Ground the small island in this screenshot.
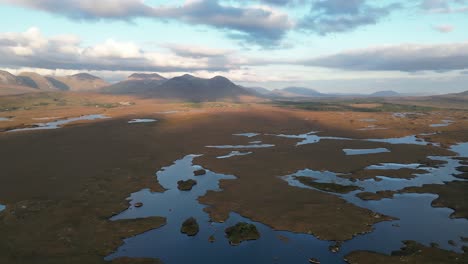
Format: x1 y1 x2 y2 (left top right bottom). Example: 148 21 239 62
225 222 260 245
177 179 197 191
180 217 199 236
194 169 207 176
295 176 361 194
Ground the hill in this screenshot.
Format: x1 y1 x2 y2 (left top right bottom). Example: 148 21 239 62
0 70 40 95
52 73 108 91
103 73 167 94
369 90 400 97
244 87 272 96
153 75 252 101
18 72 69 91
270 87 325 98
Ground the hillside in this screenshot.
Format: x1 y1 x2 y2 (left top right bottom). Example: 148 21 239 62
18 72 68 91
270 87 325 98
153 75 252 101
103 73 167 94
52 73 108 91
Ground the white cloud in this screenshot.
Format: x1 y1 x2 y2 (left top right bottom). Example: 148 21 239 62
0 27 241 72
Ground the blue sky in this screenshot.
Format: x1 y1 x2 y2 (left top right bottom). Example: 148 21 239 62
0 0 467 94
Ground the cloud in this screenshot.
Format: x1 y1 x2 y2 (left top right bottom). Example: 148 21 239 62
420 0 468 13
302 42 468 72
165 44 232 58
432 24 454 33
0 27 241 72
298 0 401 35
0 0 292 46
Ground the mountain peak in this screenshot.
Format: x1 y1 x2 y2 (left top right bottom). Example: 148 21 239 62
72 73 101 80
128 73 166 81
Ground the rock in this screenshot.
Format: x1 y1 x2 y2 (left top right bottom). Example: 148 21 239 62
208 235 216 243
308 258 320 264
180 217 199 236
329 242 342 253
194 169 207 176
177 179 197 191
134 202 143 208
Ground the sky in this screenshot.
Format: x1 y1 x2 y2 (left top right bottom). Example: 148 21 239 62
0 0 467 94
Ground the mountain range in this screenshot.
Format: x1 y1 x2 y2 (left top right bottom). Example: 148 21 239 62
1 69 467 100
0 70 108 95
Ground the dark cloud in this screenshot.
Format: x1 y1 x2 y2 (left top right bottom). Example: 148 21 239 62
302 42 468 72
299 0 401 35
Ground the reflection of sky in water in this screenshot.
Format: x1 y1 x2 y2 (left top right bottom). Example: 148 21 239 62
282 154 468 252
233 133 259 138
217 151 252 159
107 128 468 263
7 114 109 132
128 119 157 124
343 148 390 155
430 120 454 127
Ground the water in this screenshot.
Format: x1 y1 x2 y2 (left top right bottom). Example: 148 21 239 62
451 143 468 157
0 204 5 212
275 131 350 146
107 154 468 264
366 163 423 170
106 155 340 263
206 144 275 149
128 119 157 124
107 131 468 263
233 133 260 138
7 114 109 132
273 131 430 146
359 119 377 122
281 155 468 252
283 156 462 195
343 148 390 155
430 120 454 127
367 135 429 145
217 151 252 159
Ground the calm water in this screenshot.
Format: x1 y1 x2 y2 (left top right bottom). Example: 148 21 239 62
128 119 157 124
107 133 468 263
217 151 252 159
7 114 109 132
343 148 390 155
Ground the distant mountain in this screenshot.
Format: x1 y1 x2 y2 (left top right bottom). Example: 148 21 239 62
244 86 272 96
52 73 108 91
153 75 252 101
0 70 109 95
103 73 168 94
269 87 325 98
369 90 400 97
0 70 40 95
18 72 68 91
